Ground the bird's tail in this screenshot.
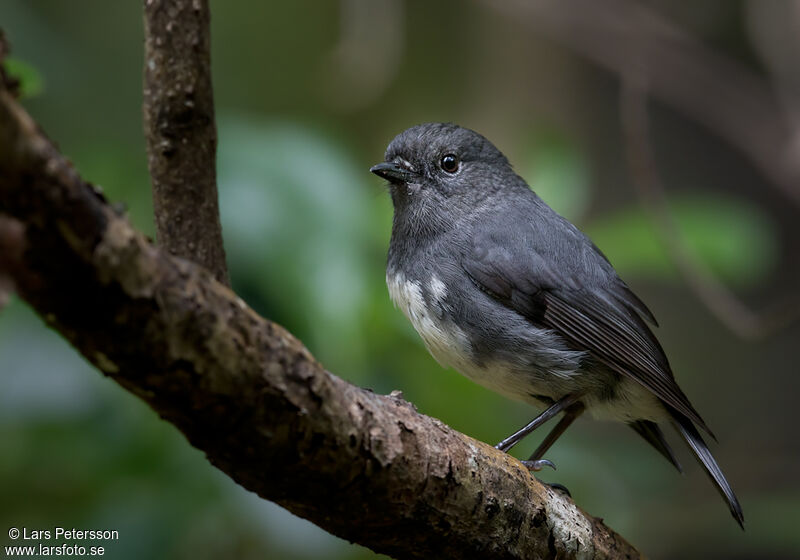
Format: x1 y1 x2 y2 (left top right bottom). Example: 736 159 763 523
670 409 744 529
628 420 683 473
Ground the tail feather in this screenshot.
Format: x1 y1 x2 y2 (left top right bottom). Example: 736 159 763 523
628 420 683 473
670 409 744 529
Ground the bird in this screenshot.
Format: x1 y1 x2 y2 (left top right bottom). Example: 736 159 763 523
370 122 744 528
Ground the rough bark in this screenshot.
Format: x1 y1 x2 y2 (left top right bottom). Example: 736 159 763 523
142 0 229 285
0 49 640 560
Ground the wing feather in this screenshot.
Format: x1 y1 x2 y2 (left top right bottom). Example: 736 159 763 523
542 292 711 435
462 221 712 437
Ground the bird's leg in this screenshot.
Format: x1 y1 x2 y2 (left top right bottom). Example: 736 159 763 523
520 401 585 475
527 402 585 461
495 393 583 454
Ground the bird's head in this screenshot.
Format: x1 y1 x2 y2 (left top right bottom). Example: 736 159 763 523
371 123 518 234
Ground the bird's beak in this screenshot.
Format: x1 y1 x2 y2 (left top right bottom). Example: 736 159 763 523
370 161 418 184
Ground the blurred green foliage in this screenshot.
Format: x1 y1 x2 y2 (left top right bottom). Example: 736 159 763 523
4 57 44 98
520 128 592 222
587 193 778 288
1 2 798 559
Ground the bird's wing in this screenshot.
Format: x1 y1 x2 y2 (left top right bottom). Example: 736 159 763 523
462 222 712 436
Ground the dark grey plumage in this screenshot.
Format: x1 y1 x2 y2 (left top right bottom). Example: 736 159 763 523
371 122 743 528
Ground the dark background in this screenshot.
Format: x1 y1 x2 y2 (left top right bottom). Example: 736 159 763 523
1 1 798 558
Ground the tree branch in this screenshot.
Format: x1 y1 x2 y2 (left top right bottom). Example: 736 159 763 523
0 39 639 560
143 0 229 285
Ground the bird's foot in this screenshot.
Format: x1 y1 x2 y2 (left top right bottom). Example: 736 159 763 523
521 460 571 496
541 480 572 497
520 459 556 472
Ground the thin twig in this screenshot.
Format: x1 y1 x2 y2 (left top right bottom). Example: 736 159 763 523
620 75 800 340
479 0 800 208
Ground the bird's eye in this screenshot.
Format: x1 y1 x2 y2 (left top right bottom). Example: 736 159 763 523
440 153 459 173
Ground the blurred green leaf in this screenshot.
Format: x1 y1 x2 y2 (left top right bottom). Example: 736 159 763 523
71 145 155 237
586 193 778 288
520 130 591 222
217 116 389 379
4 57 44 98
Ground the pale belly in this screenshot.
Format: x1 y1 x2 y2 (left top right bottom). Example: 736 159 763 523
387 271 666 423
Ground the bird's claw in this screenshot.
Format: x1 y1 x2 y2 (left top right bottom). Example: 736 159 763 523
543 481 572 497
520 459 556 472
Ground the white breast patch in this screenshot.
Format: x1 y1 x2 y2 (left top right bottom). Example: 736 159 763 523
386 275 666 420
386 272 473 372
386 271 562 403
